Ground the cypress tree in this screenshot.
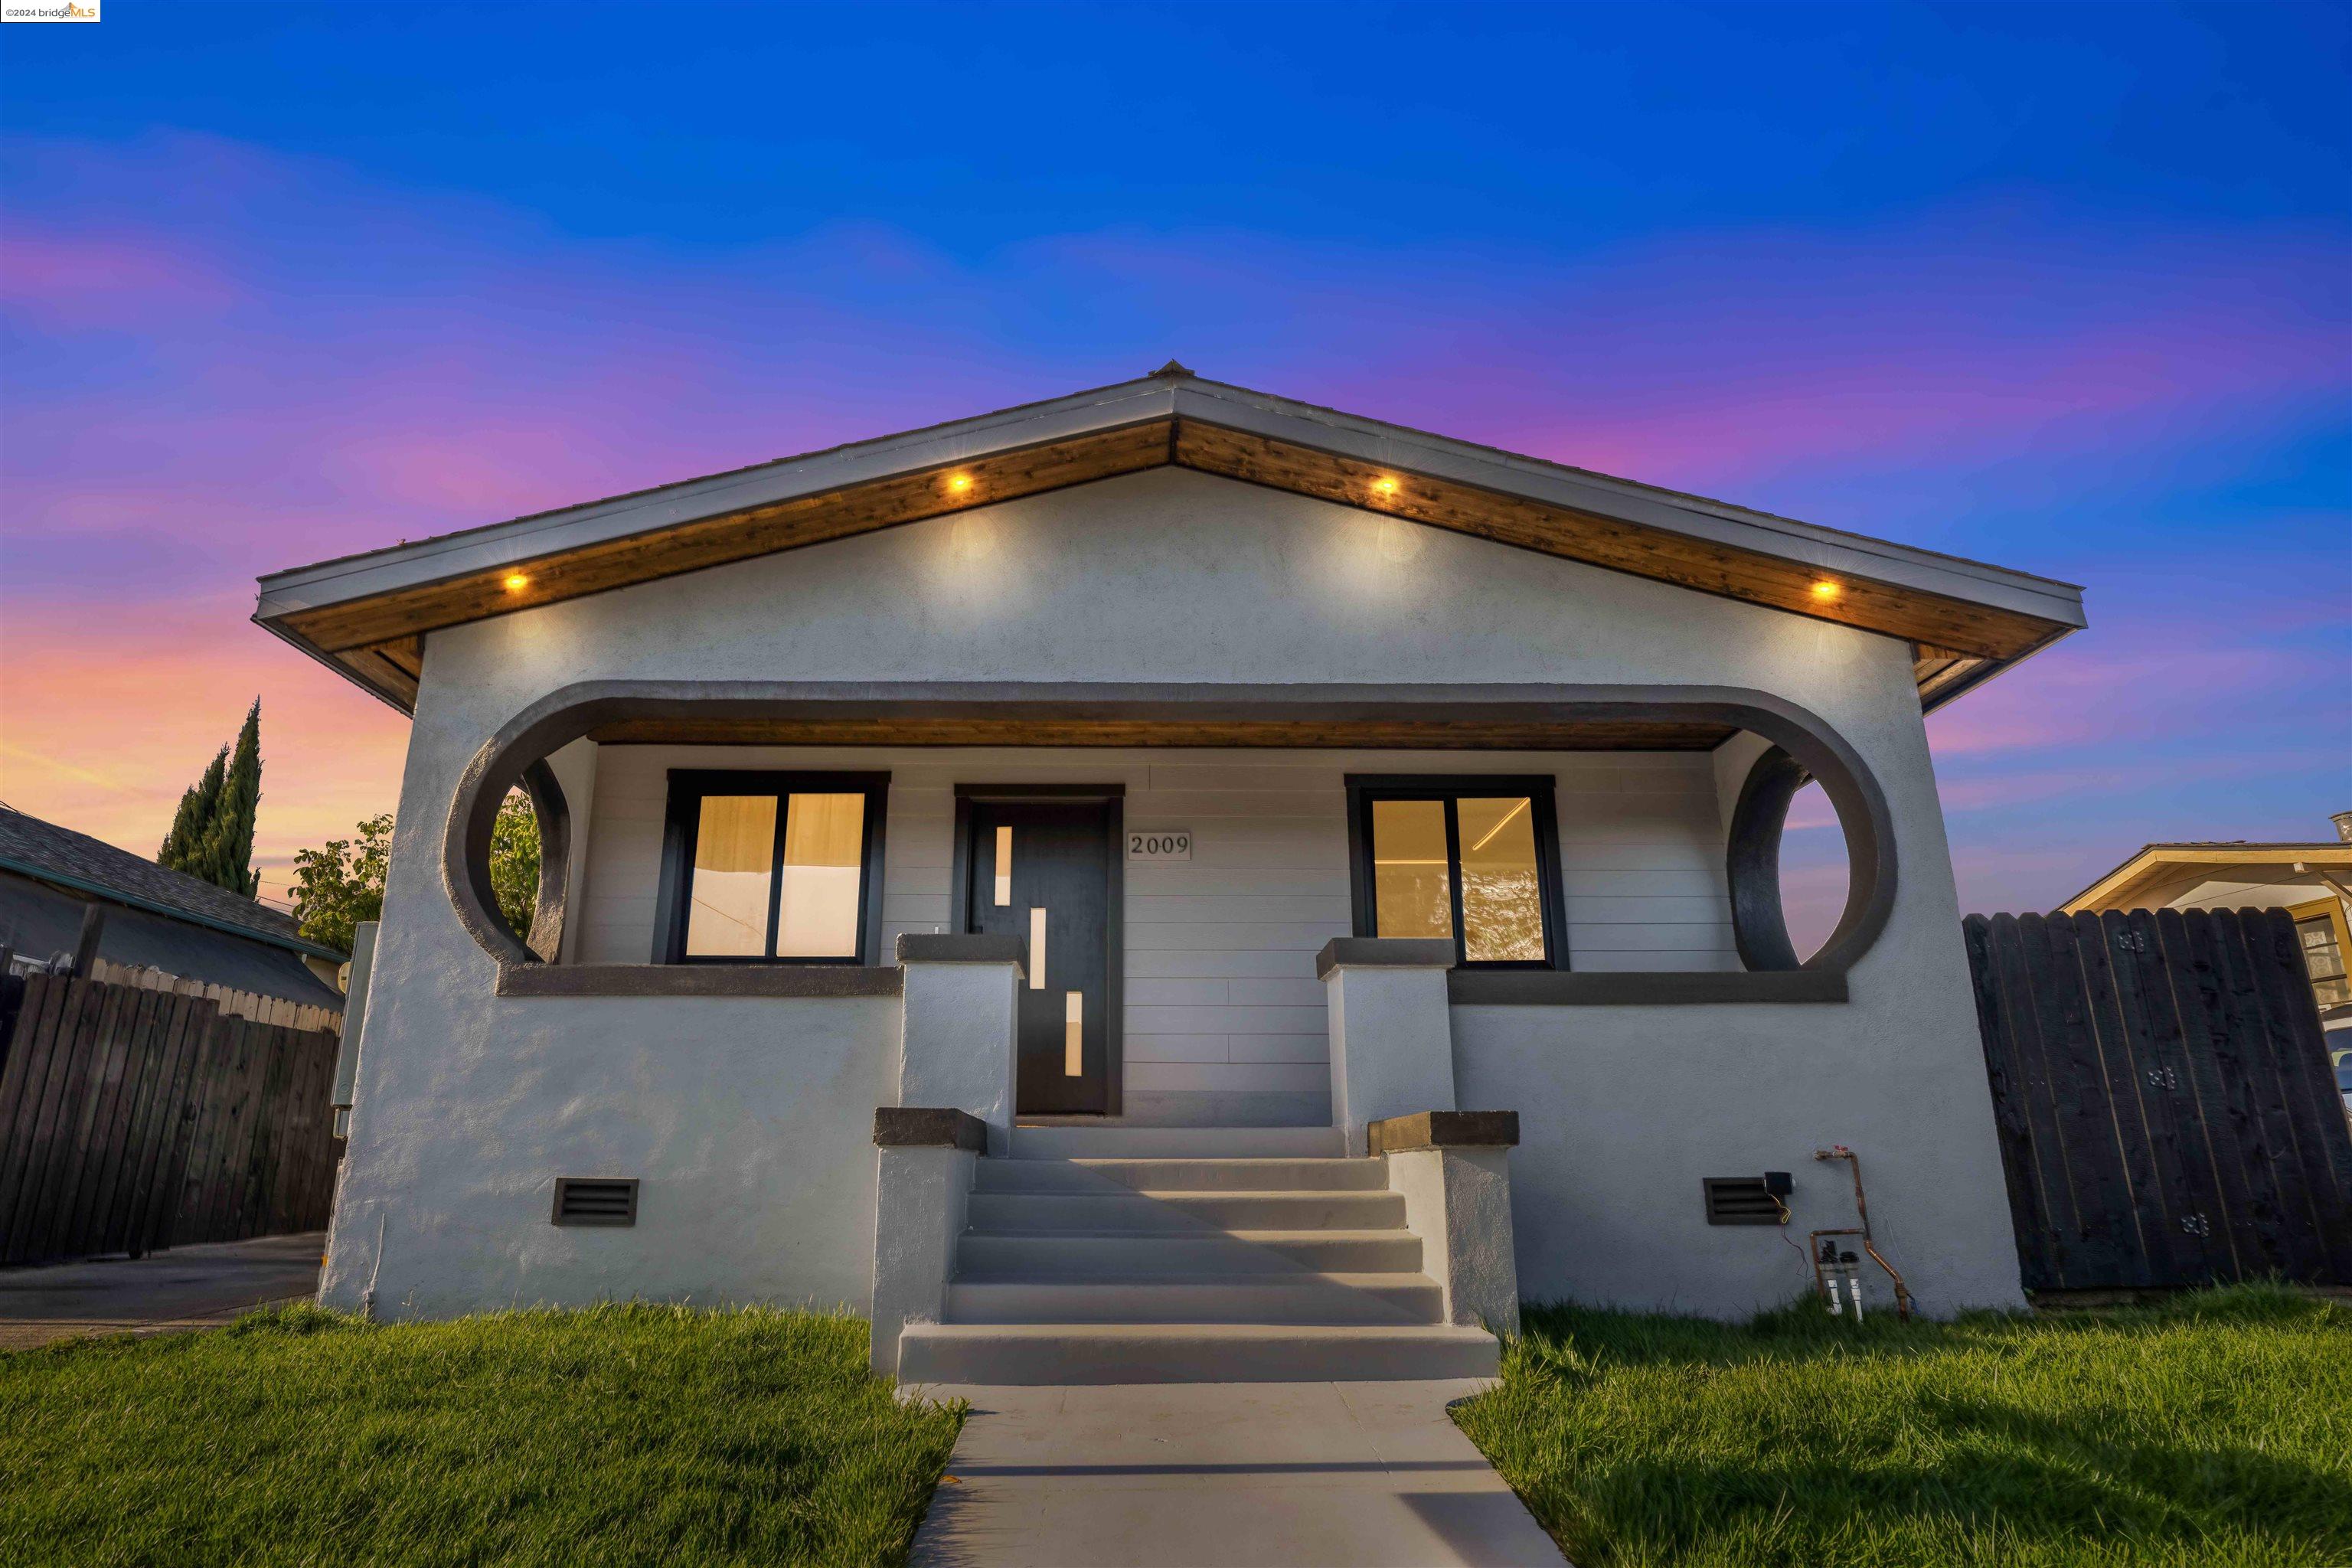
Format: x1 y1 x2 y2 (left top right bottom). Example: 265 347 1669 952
158 700 263 897
158 746 229 877
200 700 263 897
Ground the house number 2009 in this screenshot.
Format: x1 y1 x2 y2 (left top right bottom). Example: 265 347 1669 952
1128 831 1192 862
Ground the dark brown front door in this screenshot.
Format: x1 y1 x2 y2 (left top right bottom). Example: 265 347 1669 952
965 799 1115 1114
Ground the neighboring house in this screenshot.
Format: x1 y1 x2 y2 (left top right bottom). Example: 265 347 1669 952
256 367 2086 1379
0 805 345 1014
2066 812 2352 1109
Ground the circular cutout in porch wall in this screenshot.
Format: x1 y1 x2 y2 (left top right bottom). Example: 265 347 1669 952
1778 778 1852 963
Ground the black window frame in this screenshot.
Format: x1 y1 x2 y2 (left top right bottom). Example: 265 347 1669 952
654 769 890 966
1344 774 1570 972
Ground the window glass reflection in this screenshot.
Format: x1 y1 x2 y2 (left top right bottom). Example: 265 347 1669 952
685 796 776 956
1372 799 1453 940
1458 797 1544 962
776 793 864 959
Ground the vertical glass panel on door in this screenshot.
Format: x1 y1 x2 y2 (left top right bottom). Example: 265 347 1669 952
685 796 778 956
1029 906 1048 990
1371 799 1452 939
994 825 1013 907
1064 991 1083 1076
1458 797 1545 962
776 793 865 958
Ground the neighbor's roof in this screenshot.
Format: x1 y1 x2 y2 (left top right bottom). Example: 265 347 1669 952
2064 841 2352 913
0 871 342 1009
0 806 345 963
254 365 2089 715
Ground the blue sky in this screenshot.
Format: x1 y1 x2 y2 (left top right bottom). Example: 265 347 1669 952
2 2 2346 936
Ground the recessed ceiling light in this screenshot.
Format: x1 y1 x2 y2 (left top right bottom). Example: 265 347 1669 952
504 573 530 593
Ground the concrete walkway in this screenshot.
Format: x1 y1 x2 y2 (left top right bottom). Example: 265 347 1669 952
909 1379 1568 1567
0 1231 324 1351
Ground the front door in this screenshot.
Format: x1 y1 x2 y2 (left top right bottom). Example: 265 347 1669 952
965 799 1115 1114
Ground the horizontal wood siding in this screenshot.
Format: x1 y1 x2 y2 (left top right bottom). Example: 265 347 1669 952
576 746 1738 1109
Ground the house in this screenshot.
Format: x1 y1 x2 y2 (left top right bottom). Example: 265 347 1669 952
2066 813 2352 1045
255 367 2086 1380
0 805 345 1017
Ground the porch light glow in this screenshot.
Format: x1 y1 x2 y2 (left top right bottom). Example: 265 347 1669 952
1378 518 1420 563
1811 580 1841 600
503 573 530 593
1373 475 1400 496
949 472 974 493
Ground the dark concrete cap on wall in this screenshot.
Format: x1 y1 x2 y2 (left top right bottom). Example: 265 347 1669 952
1315 938 1458 980
1367 1110 1521 1155
1446 970 1847 1005
496 963 903 998
896 933 1027 967
874 1106 988 1151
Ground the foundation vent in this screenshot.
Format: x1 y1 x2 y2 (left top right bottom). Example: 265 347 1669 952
552 1177 639 1227
1702 1177 1782 1226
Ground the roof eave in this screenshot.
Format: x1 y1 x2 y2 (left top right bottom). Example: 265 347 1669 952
0 854 348 963
251 609 419 716
2064 843 2352 910
1171 378 2089 622
253 370 2088 717
254 376 1184 617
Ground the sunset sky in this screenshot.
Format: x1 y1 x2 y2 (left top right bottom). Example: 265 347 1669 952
2 3 2344 942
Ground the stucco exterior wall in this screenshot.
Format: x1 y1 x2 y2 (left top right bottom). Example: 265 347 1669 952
322 465 2024 1318
1454 632 2024 1315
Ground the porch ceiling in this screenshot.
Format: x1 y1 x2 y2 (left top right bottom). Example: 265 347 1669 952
255 369 2086 716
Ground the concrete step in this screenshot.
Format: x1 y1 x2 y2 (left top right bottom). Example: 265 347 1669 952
1010 1125 1346 1160
897 1321 1500 1385
945 1273 1443 1326
957 1229 1423 1279
974 1156 1385 1194
966 1190 1406 1234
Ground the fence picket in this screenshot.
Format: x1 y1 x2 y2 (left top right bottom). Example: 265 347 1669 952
1970 906 2350 1291
0 974 343 1265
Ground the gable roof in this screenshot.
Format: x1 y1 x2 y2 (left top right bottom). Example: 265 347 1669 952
2065 841 2352 913
0 806 345 962
254 365 2087 714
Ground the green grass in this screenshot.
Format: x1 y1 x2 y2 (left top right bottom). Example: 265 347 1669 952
0 1302 964 1568
1452 1283 2352 1568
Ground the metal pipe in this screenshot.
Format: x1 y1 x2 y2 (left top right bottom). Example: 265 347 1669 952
1812 1144 1915 1321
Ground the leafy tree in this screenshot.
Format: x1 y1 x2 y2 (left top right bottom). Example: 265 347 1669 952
488 791 543 942
158 701 263 896
291 814 392 954
289 792 539 955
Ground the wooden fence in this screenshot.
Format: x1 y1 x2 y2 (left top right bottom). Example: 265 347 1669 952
85 956 343 1034
1965 907 2352 1292
0 971 343 1267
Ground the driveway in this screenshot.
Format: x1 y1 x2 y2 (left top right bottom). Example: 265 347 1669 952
0 1231 325 1351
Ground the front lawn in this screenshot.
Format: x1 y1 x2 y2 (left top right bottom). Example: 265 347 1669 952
1453 1284 2351 1568
0 1302 962 1568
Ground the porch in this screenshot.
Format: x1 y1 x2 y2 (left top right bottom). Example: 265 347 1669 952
457 681 1886 1135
